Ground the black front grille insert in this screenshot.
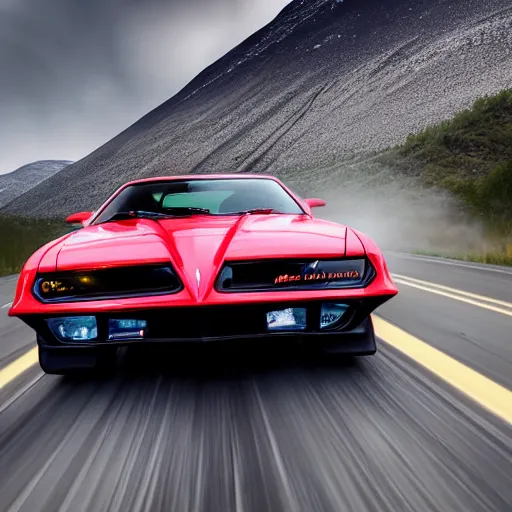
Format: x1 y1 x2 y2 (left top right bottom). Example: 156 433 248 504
33 264 183 303
215 258 375 292
27 296 396 346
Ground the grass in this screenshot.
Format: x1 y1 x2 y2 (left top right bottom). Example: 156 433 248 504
0 216 70 277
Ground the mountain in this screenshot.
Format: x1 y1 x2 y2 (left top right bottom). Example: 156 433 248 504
3 0 512 219
0 160 73 209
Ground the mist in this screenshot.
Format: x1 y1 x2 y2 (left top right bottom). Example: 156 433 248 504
297 162 487 255
0 0 290 175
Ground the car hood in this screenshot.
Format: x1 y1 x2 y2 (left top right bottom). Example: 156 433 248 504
41 214 359 298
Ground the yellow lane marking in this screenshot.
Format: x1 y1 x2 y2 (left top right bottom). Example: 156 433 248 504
392 278 512 318
373 316 512 425
392 273 512 309
0 347 38 390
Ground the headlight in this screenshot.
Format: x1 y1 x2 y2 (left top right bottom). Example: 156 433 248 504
34 264 182 302
216 258 373 291
47 316 98 341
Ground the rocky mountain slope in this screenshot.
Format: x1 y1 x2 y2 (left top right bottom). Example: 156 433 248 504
3 0 512 219
0 160 72 209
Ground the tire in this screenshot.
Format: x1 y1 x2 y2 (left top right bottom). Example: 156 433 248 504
320 316 377 357
38 345 118 376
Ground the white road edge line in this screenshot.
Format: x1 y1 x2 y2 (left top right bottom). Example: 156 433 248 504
393 278 512 317
1 302 12 309
387 252 512 275
392 274 512 309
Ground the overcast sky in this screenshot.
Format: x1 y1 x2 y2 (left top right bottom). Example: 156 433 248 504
0 0 291 174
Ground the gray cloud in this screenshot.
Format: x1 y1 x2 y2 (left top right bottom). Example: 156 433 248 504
0 0 290 174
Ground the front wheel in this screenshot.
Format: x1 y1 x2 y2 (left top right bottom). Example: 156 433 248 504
38 345 118 376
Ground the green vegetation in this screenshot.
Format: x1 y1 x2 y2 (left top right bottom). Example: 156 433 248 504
380 89 512 264
0 216 70 277
393 89 512 227
400 90 511 216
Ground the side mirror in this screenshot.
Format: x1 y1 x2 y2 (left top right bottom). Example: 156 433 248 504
305 198 326 208
65 211 93 225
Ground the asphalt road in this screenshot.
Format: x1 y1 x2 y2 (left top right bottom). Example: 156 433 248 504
0 253 511 512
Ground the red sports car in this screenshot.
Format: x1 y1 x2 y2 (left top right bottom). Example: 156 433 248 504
9 174 398 375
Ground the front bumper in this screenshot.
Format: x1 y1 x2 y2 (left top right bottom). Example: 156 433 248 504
23 296 392 349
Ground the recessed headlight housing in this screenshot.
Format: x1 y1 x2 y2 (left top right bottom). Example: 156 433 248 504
34 264 182 303
217 258 373 292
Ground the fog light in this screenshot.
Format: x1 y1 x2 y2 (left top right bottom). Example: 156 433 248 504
320 303 349 329
47 316 98 341
266 308 306 331
108 319 147 340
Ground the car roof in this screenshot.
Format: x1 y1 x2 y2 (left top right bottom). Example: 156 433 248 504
123 174 280 187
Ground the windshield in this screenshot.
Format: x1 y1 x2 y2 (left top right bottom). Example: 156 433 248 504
92 178 305 224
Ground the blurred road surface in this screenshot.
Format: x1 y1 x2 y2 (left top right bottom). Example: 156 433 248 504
0 253 511 512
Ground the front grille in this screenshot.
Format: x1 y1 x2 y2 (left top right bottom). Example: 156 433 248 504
91 299 378 340
98 304 281 339
28 296 394 346
142 306 268 338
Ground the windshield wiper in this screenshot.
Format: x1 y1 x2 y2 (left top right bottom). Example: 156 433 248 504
98 208 210 224
225 208 278 216
162 207 211 215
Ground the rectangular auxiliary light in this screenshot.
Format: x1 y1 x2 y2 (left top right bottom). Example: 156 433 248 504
266 308 307 331
108 319 147 340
